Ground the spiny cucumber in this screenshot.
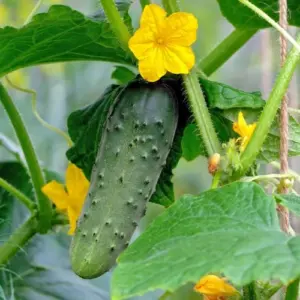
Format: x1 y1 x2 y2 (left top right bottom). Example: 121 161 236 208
70 81 178 279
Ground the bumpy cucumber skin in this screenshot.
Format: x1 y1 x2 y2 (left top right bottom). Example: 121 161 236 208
70 81 178 279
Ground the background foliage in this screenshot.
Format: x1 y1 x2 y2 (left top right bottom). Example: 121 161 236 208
1 0 300 299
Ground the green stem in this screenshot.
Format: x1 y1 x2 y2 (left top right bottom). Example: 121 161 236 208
100 0 132 52
0 83 52 233
0 178 36 213
234 35 300 178
198 29 257 76
183 71 222 156
162 0 179 14
211 171 221 189
139 0 150 9
0 216 38 266
285 278 300 300
242 282 258 300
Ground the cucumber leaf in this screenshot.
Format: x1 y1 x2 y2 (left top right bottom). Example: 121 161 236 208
0 5 134 77
112 182 300 299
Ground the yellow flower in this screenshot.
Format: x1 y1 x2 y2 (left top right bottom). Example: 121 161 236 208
232 112 256 152
194 275 238 300
42 163 89 235
128 4 198 82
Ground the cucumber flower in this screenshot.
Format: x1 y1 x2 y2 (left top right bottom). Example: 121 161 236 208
233 112 256 152
194 275 238 300
42 163 89 235
129 4 198 82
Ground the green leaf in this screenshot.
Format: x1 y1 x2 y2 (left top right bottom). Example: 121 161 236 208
275 193 300 216
216 0 300 29
200 78 265 110
66 85 123 176
0 5 134 77
111 66 137 85
112 182 300 300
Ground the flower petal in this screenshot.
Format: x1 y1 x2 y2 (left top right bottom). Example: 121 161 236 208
41 181 69 211
138 47 166 82
140 4 166 31
163 45 195 74
237 111 249 136
129 27 155 60
165 12 198 46
194 275 238 297
66 163 89 205
67 206 79 235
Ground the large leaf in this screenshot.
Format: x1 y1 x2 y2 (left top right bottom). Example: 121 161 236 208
112 182 300 300
0 5 134 77
217 0 300 29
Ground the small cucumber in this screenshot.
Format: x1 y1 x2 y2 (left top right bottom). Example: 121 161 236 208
70 81 178 279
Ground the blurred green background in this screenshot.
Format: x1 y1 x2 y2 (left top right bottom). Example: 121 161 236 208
0 0 299 299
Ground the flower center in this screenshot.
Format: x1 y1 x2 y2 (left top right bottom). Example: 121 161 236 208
156 37 165 45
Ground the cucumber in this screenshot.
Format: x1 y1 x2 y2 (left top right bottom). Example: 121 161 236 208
70 80 178 279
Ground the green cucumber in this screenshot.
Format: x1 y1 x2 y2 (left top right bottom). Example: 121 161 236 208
70 80 178 279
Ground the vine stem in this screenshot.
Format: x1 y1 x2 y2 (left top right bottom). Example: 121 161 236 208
0 178 36 213
162 0 222 156
0 216 38 266
100 0 132 52
232 35 300 178
239 0 300 53
198 29 257 76
183 71 222 156
0 83 52 233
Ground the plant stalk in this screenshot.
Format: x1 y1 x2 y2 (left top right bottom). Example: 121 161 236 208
234 35 300 178
0 83 52 233
183 71 222 156
162 0 179 14
100 0 132 52
198 29 257 76
242 282 258 300
0 216 38 266
0 178 36 212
